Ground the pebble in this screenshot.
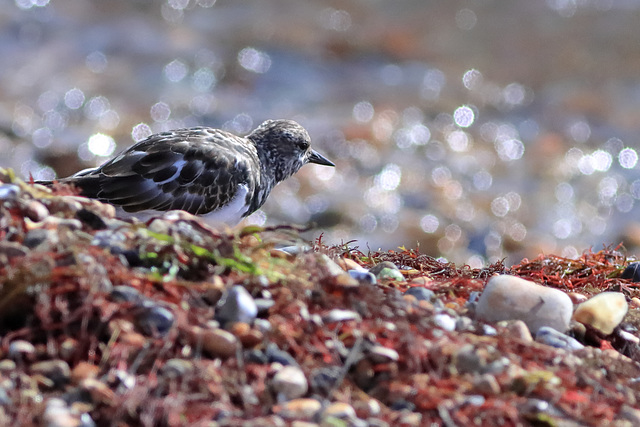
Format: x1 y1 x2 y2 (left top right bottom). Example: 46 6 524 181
348 270 377 285
230 322 264 347
80 378 116 405
321 402 358 422
107 369 136 391
110 286 142 303
0 242 27 258
275 245 311 255
619 405 640 424
273 398 322 420
309 367 341 395
375 268 404 282
161 359 194 379
368 345 400 363
31 360 71 387
572 291 628 335
472 373 501 395
567 292 588 304
433 313 457 332
535 326 584 351
338 257 366 272
70 362 100 384
43 398 93 427
198 327 239 359
498 320 533 342
254 298 275 316
266 344 299 366
76 208 107 230
272 366 308 401
482 325 498 336
405 287 435 301
8 340 35 360
408 276 432 286
316 254 359 287
0 184 19 201
25 200 49 222
39 217 83 231
455 346 486 374
23 228 57 249
455 316 473 331
0 360 16 372
475 275 573 333
368 261 398 276
214 285 258 326
465 291 482 312
621 262 640 282
135 304 175 336
323 309 362 323
0 387 10 406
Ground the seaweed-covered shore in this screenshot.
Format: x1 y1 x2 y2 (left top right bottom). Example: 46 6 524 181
1 168 640 426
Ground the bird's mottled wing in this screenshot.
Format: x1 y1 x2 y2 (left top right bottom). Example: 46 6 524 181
70 128 258 215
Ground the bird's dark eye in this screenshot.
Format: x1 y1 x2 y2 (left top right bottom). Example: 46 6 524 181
297 139 309 150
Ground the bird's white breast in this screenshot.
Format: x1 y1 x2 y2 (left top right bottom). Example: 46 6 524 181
202 183 251 225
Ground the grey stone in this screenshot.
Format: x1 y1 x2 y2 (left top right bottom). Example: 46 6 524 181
535 326 584 351
215 285 258 326
475 275 573 333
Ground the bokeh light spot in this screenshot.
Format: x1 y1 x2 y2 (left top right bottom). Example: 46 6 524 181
87 133 116 157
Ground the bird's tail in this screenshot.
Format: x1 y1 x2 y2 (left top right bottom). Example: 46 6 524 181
34 175 102 199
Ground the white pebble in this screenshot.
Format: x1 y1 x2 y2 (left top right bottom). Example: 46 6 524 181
573 292 628 335
475 275 573 333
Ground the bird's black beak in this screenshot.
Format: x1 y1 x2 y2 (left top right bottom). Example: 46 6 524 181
308 149 335 167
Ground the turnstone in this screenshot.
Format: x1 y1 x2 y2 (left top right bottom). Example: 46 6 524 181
38 119 334 223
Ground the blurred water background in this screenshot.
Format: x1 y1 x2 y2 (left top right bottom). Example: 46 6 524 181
3 0 640 266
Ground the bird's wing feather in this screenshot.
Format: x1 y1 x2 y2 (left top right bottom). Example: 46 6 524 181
68 128 258 215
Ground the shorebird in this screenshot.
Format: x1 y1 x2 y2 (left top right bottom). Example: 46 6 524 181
38 119 334 223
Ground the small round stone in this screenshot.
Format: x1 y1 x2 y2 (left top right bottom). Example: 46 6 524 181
215 285 258 326
621 262 640 282
498 320 533 342
199 328 239 359
25 200 49 222
161 359 194 379
0 184 20 201
475 275 573 333
405 287 435 302
573 291 628 335
376 268 405 282
567 292 588 304
8 340 35 360
272 366 308 401
323 309 362 323
348 270 377 285
472 373 501 395
321 402 358 422
266 344 298 366
433 313 456 331
110 286 142 303
316 254 359 287
31 360 71 387
368 261 398 276
135 304 174 336
535 326 584 351
0 242 27 258
273 398 322 420
310 367 341 395
368 346 399 363
70 362 100 385
23 228 56 249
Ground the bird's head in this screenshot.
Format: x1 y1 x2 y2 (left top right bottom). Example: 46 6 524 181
248 119 334 182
